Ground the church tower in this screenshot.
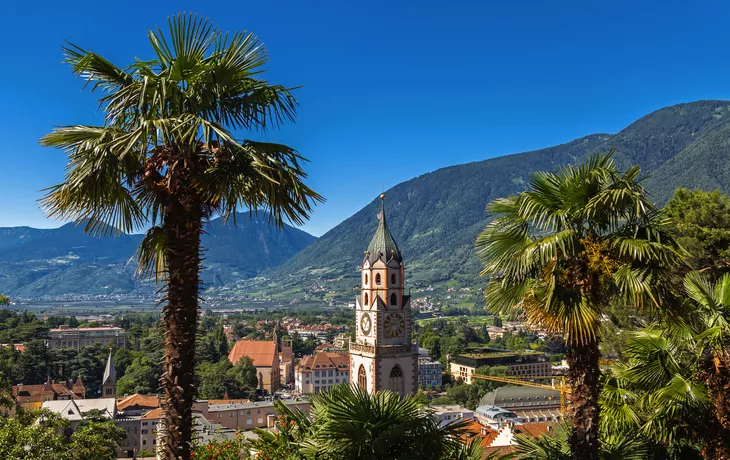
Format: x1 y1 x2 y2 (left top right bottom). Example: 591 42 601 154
101 350 116 398
350 194 418 396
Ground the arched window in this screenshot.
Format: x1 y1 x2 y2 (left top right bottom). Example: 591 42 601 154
364 293 369 305
389 365 404 396
365 274 368 285
391 273 396 285
358 365 367 390
375 273 381 285
390 293 397 306
259 372 264 390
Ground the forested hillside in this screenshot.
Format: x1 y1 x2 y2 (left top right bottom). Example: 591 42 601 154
259 100 730 297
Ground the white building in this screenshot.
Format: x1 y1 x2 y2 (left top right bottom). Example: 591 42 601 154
431 404 475 428
295 351 350 394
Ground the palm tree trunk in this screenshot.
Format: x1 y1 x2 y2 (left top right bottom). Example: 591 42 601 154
566 339 600 460
159 197 202 460
703 350 730 459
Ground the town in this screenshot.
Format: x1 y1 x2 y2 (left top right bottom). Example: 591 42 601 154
3 3 730 460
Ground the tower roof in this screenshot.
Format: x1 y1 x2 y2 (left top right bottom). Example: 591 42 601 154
364 194 402 265
102 350 116 385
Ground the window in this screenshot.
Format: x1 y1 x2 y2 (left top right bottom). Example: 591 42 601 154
364 293 369 305
365 274 368 285
358 364 367 389
390 293 397 306
389 365 405 396
391 273 396 284
375 273 381 285
247 419 252 425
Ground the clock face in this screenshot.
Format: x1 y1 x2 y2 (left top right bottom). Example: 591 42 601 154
360 312 372 335
384 313 405 337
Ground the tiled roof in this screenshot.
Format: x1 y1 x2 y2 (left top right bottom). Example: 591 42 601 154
117 393 160 410
297 352 350 373
515 422 556 438
228 340 277 367
141 408 164 420
364 196 402 266
207 398 250 406
12 381 82 402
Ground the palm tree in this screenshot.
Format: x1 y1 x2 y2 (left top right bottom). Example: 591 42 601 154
683 271 730 458
295 384 480 460
476 152 682 460
601 327 708 457
501 423 650 460
40 14 322 459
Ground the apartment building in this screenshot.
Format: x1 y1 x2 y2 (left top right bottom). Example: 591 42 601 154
449 350 551 384
47 325 127 349
295 351 350 394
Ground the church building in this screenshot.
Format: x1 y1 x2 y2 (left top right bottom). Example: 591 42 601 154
350 194 418 396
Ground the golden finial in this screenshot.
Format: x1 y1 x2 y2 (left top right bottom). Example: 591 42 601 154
380 193 386 200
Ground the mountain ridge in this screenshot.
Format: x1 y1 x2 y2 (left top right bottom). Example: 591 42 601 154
0 213 316 298
248 100 730 301
4 100 730 301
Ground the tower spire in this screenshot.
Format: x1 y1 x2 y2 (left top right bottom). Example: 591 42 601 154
102 349 116 398
365 194 402 265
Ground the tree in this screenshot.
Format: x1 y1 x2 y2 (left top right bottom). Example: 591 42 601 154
115 355 159 396
682 271 730 457
226 356 257 398
68 420 127 460
0 295 8 305
0 409 125 460
40 14 321 459
212 319 229 360
476 152 682 460
280 385 480 460
665 188 730 273
195 361 232 400
506 423 650 460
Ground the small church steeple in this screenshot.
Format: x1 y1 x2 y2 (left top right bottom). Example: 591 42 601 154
101 350 116 398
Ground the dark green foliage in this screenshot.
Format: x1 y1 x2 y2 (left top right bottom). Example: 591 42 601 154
665 188 730 271
115 354 159 396
195 357 258 400
0 409 125 459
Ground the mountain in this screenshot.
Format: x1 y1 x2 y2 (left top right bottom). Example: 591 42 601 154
258 100 730 300
0 214 316 298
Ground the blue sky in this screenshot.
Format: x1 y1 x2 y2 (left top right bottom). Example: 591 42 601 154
2 0 730 236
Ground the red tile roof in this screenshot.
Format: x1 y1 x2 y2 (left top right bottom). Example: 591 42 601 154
12 381 82 403
297 352 350 373
116 393 160 411
228 340 277 368
141 408 164 420
515 422 556 438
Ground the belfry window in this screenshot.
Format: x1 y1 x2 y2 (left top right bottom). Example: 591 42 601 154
391 273 396 285
364 293 369 305
365 274 368 285
389 365 404 396
375 274 381 285
358 365 367 389
390 293 397 306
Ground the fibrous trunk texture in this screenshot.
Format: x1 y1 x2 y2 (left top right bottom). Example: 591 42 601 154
567 339 601 460
159 196 202 460
703 350 730 460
